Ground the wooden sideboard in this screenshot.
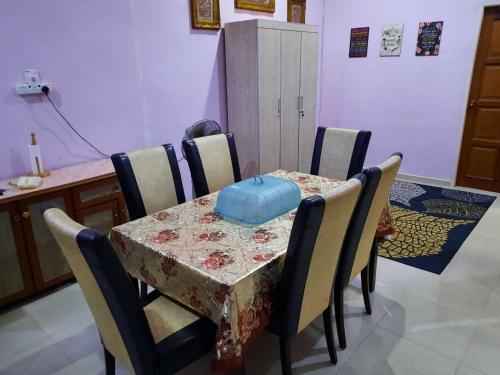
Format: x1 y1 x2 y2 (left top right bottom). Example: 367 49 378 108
0 159 127 309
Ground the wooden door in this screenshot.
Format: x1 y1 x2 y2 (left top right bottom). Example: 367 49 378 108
280 30 302 171
0 203 34 305
457 7 500 192
20 191 74 290
298 31 319 173
258 27 282 175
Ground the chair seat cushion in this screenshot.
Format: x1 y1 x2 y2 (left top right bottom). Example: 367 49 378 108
157 317 217 374
142 292 200 344
141 291 217 374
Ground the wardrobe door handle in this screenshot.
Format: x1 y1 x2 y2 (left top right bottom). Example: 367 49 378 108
278 98 281 118
300 110 305 118
297 96 304 110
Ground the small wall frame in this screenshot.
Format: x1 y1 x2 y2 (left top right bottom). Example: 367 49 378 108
288 0 306 24
235 0 275 13
190 0 221 30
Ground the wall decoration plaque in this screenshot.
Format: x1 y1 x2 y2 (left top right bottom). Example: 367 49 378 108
235 0 275 13
288 0 306 24
380 24 404 56
349 27 370 58
190 0 221 30
416 21 443 56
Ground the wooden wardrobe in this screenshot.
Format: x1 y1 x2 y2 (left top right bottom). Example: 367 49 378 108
225 19 319 177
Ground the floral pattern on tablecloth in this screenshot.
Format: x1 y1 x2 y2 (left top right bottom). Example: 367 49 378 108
109 170 391 370
376 198 394 237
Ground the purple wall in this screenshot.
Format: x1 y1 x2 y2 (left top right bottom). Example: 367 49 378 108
319 0 494 182
0 0 324 192
3 0 494 185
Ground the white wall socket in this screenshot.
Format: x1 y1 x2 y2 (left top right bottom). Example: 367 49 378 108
16 69 51 95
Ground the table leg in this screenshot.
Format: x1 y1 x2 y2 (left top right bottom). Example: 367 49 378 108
140 281 148 297
129 275 139 294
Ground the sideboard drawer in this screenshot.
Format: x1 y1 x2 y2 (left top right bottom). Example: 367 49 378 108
72 177 122 209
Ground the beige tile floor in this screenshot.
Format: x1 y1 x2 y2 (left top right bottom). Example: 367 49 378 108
0 193 498 375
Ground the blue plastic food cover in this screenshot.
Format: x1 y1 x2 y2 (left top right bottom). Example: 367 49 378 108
214 175 302 224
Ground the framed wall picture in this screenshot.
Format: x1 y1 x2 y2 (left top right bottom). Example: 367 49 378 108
416 21 444 56
235 0 275 13
288 0 306 24
349 27 370 58
190 0 221 30
380 24 404 57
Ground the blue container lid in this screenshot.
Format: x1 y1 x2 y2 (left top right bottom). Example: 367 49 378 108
214 175 302 224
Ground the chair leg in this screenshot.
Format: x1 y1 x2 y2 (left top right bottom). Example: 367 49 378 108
129 276 139 295
334 287 346 350
140 281 148 297
104 347 115 375
369 238 379 293
279 337 292 375
322 305 338 364
361 266 372 315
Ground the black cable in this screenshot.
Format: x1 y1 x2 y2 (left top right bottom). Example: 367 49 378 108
42 87 110 159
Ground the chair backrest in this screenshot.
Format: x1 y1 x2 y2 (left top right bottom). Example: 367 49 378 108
334 162 382 290
311 127 371 180
349 153 403 281
275 174 365 338
41 204 157 375
111 144 185 221
182 133 241 197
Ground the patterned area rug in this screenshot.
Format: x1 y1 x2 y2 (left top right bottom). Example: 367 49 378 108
378 181 496 274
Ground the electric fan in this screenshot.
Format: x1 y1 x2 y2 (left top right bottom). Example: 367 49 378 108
181 119 222 159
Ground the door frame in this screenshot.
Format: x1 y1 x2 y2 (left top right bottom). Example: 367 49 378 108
453 3 500 187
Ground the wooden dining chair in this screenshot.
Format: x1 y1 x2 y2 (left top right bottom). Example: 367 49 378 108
268 174 366 375
310 127 372 180
334 152 403 349
111 144 185 296
40 204 217 375
182 133 241 197
111 144 185 220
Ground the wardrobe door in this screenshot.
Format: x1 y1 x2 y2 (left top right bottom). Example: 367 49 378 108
258 27 282 175
280 30 302 171
298 31 319 173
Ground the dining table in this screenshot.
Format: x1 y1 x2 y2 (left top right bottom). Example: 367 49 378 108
109 169 393 372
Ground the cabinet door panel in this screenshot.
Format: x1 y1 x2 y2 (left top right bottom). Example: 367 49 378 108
298 32 319 173
280 30 302 171
76 200 121 237
21 192 74 289
258 27 282 175
0 204 33 304
73 177 122 209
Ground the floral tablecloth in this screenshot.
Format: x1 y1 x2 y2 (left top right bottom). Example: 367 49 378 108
109 170 392 371
376 198 394 237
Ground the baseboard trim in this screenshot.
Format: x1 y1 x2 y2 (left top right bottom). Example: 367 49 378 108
396 173 451 188
396 173 500 196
